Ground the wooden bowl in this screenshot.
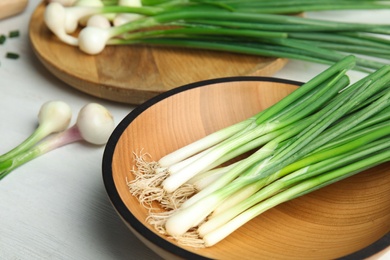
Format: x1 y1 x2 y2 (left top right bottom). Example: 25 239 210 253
102 77 390 259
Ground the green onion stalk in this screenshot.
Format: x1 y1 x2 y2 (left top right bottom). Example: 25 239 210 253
127 56 390 247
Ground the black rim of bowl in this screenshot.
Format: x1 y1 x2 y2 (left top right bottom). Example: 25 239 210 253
102 76 388 260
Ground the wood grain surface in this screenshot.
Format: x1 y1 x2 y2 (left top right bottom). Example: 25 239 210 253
108 79 390 260
29 2 288 105
0 0 28 20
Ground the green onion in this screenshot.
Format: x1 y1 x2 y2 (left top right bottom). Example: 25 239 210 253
127 56 390 247
0 35 6 44
6 52 20 59
0 101 72 164
202 140 390 247
43 1 390 71
0 103 115 180
8 30 20 38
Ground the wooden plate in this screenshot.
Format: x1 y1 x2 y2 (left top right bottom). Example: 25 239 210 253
28 2 287 105
102 77 390 260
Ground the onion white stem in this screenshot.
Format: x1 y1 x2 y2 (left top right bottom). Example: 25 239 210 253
76 103 115 145
113 0 143 26
44 2 101 45
86 14 112 28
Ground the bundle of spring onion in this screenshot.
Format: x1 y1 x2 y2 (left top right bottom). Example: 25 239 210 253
0 102 115 179
44 0 390 71
126 55 390 247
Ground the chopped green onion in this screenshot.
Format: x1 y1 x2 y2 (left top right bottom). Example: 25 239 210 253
0 35 6 44
8 30 20 38
6 52 20 59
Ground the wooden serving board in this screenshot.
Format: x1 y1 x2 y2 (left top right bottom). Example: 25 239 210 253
0 0 28 20
29 2 288 105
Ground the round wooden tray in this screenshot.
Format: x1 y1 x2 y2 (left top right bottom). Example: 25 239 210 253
28 2 288 105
